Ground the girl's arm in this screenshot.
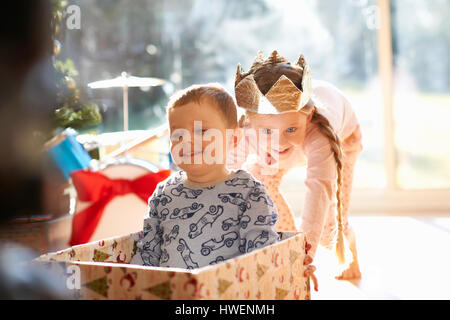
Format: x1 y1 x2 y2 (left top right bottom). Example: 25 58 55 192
299 123 338 259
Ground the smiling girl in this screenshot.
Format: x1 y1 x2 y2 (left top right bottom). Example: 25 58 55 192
230 51 363 279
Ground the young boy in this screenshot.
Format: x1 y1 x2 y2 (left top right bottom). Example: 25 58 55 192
130 83 279 269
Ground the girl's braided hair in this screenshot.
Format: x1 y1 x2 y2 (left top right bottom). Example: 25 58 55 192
242 52 347 264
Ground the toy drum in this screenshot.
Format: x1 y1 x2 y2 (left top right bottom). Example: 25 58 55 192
72 157 166 244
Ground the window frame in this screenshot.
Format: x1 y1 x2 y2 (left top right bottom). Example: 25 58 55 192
362 0 450 214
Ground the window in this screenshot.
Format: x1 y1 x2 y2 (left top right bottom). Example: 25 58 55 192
60 0 450 212
391 0 450 189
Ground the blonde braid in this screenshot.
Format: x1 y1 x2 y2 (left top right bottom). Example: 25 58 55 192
310 107 348 265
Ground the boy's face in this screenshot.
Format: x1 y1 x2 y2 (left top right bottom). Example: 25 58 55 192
168 98 237 175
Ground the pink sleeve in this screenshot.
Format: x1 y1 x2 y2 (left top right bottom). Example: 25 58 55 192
299 123 337 258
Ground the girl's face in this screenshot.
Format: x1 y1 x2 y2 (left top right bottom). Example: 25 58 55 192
248 110 313 167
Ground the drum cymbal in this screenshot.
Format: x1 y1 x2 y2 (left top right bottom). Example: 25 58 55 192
88 72 166 89
87 72 166 134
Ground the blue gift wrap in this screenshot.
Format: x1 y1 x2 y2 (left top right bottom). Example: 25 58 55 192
47 131 92 179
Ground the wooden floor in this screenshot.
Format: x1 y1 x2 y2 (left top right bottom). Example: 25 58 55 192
306 216 450 300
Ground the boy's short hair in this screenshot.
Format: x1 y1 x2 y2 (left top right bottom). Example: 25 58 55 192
167 83 238 128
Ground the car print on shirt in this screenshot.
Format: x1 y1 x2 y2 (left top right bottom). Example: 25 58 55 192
158 208 170 221
142 225 163 252
149 198 158 209
139 227 163 266
224 176 256 189
188 205 224 239
150 194 172 208
221 214 251 231
170 202 204 220
143 222 153 236
140 250 160 266
160 249 169 264
166 174 183 186
217 192 251 213
149 207 158 219
238 238 247 254
177 238 199 269
248 188 274 207
200 231 239 256
164 225 179 244
157 194 172 206
171 184 203 199
254 213 277 226
209 255 225 265
246 230 270 252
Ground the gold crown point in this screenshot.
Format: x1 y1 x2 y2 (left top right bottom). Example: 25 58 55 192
235 74 260 112
256 50 264 61
270 50 278 64
265 75 302 113
249 51 265 71
296 54 306 68
235 64 244 86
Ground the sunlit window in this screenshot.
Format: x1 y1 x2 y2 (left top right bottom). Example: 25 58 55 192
391 0 450 189
60 0 450 197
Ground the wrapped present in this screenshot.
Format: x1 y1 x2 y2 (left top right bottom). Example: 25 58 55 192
34 231 311 300
44 129 92 180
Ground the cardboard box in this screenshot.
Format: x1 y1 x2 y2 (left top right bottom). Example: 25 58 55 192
35 231 310 300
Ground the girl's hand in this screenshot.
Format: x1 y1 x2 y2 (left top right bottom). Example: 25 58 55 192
304 261 318 292
304 242 319 291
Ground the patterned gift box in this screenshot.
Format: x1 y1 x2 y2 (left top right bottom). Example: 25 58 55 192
34 231 310 300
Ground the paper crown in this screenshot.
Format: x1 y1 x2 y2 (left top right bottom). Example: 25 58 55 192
235 51 313 115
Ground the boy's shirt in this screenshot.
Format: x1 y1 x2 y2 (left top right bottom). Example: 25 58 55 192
130 169 280 269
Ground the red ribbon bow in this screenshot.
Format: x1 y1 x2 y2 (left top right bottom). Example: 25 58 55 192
69 169 171 246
